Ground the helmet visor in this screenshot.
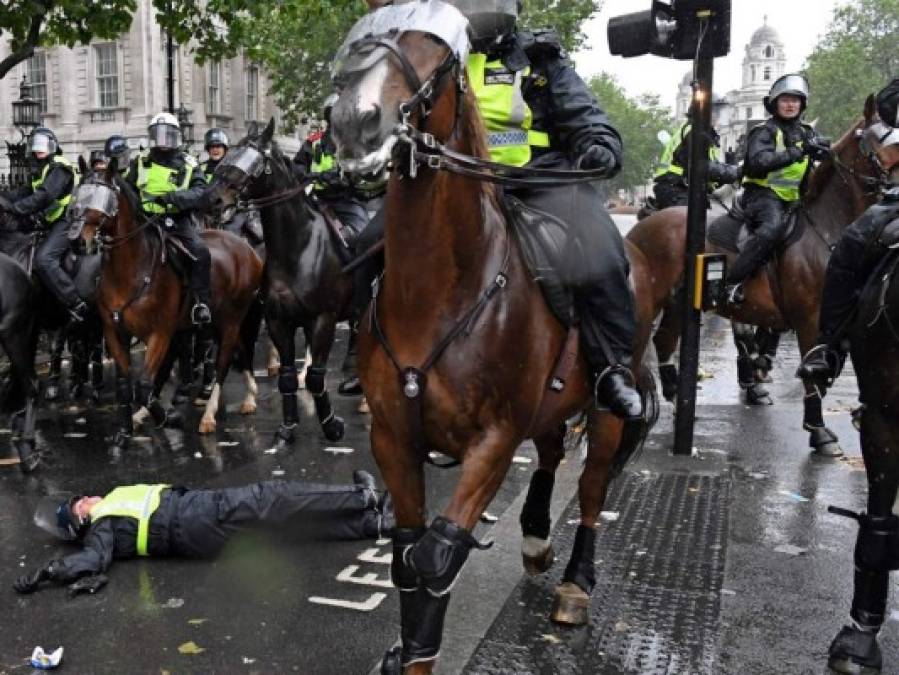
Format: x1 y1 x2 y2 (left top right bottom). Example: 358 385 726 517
217 145 264 182
149 123 182 150
72 183 119 219
33 493 81 542
770 74 809 101
450 0 517 45
29 132 57 155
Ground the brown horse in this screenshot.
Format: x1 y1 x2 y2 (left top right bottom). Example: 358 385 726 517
331 26 671 675
76 163 263 449
630 97 889 457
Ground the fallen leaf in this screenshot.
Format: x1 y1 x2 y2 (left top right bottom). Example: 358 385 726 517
774 544 807 556
162 597 185 609
188 619 207 626
540 634 562 645
177 641 205 655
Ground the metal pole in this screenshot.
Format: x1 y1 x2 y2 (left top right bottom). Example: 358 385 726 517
166 2 175 113
673 56 714 456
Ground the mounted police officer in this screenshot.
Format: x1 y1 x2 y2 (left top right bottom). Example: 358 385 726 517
799 78 899 393
14 471 394 596
125 112 213 325
724 74 831 304
200 128 230 182
293 94 370 250
0 127 86 322
103 134 131 173
652 112 740 209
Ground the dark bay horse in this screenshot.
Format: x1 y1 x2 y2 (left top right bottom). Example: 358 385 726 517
76 164 263 449
214 120 353 448
629 97 888 457
331 27 669 674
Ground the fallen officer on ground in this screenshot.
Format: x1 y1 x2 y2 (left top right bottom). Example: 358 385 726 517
13 471 393 596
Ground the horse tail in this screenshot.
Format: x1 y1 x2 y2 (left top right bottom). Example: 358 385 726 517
609 367 660 478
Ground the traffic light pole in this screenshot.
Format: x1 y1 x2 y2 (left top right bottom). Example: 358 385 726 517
673 56 714 455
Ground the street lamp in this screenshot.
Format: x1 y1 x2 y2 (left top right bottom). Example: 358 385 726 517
6 76 42 186
176 104 194 151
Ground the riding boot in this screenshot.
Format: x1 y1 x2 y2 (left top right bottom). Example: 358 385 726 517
724 233 777 305
189 245 213 325
338 319 363 397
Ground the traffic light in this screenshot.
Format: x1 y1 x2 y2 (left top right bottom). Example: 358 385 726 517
607 0 731 60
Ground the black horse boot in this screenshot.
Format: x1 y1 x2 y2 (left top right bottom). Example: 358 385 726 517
338 320 363 397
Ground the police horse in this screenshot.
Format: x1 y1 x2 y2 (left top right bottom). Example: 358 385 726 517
327 10 678 673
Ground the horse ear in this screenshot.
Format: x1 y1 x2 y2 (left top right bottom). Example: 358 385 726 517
864 94 877 125
261 117 276 146
78 155 88 175
107 157 119 180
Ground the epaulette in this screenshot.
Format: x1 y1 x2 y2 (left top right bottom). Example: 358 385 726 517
517 29 564 60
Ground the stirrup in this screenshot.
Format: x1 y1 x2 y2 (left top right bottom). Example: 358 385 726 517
797 344 844 386
724 283 745 306
191 302 212 325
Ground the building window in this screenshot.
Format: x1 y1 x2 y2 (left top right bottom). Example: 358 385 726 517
26 52 48 113
763 66 772 81
95 43 119 109
746 106 753 120
245 66 259 121
765 45 774 58
208 61 221 115
750 65 756 82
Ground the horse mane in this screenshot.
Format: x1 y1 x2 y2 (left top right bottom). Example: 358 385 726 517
455 84 496 203
803 118 863 203
114 174 146 224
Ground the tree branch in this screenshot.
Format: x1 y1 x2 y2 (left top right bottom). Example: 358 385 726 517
0 11 46 81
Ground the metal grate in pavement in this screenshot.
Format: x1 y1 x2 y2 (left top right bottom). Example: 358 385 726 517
464 472 730 675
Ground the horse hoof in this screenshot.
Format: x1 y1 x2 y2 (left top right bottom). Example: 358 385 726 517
44 385 60 402
358 397 370 414
274 425 296 450
522 542 555 576
198 417 216 434
239 401 257 415
745 385 772 406
813 443 844 458
809 426 843 458
550 582 590 626
338 376 363 397
322 416 345 442
380 647 403 675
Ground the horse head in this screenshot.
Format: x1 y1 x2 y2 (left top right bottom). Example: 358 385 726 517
213 118 288 208
330 1 472 178
861 92 899 186
71 158 128 249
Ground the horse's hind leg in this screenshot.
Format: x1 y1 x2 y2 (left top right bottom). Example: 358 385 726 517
237 300 263 416
797 326 843 457
199 324 241 434
105 330 134 452
44 329 66 401
552 410 625 626
754 327 781 383
733 322 772 405
653 295 681 402
521 424 566 575
267 316 300 449
828 408 899 671
7 329 40 472
303 315 344 442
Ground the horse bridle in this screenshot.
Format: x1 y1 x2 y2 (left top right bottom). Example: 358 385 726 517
217 141 313 212
830 123 896 198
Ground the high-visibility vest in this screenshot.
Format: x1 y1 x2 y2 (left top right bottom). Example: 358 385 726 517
135 150 195 213
31 156 77 224
743 126 809 202
311 139 337 193
200 160 217 185
89 484 169 557
467 53 551 167
653 122 722 182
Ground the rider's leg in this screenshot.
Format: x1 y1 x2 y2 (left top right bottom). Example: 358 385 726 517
799 199 899 385
725 189 787 302
652 177 688 210
328 197 369 251
178 221 213 324
34 219 87 319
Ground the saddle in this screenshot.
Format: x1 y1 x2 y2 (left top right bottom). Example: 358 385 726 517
155 223 198 286
310 197 356 266
707 203 804 255
503 194 575 327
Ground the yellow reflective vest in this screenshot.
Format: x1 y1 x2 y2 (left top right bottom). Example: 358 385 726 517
31 156 77 224
467 53 550 167
135 150 195 214
743 126 809 202
89 484 169 557
311 139 337 193
654 122 722 183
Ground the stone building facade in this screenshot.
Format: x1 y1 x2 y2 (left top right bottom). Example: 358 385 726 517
0 0 307 177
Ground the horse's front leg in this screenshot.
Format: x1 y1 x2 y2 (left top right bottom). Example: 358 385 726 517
520 424 566 575
303 314 344 442
552 410 625 626
829 407 899 672
199 323 242 434
653 295 682 402
796 324 843 457
139 332 180 430
267 315 299 449
385 428 518 675
733 321 773 405
104 327 133 452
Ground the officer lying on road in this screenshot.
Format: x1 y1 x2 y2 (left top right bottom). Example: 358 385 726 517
14 471 393 596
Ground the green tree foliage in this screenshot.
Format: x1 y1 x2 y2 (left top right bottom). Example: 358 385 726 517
804 0 899 139
589 73 673 194
520 0 603 53
0 0 138 80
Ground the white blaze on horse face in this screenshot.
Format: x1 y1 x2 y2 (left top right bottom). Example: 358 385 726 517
355 58 389 118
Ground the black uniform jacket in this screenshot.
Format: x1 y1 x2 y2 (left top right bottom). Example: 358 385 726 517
742 117 823 192
488 29 622 172
2 160 76 221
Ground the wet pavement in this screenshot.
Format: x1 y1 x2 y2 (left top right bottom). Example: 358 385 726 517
0 310 890 674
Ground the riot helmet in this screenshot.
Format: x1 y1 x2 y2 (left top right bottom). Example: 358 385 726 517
148 112 182 151
764 74 810 116
104 135 131 166
34 493 90 542
204 128 230 151
29 127 59 157
449 0 518 50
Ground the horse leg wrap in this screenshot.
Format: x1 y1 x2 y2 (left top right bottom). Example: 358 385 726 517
803 387 826 429
658 363 678 401
562 525 597 593
278 366 300 427
278 367 299 395
736 355 755 389
115 376 134 436
520 470 555 540
410 516 492 597
855 514 899 573
305 367 327 398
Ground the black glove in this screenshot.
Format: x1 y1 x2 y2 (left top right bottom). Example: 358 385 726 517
578 145 618 173
147 194 171 209
13 564 54 594
67 574 108 598
803 134 831 161
786 145 806 162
